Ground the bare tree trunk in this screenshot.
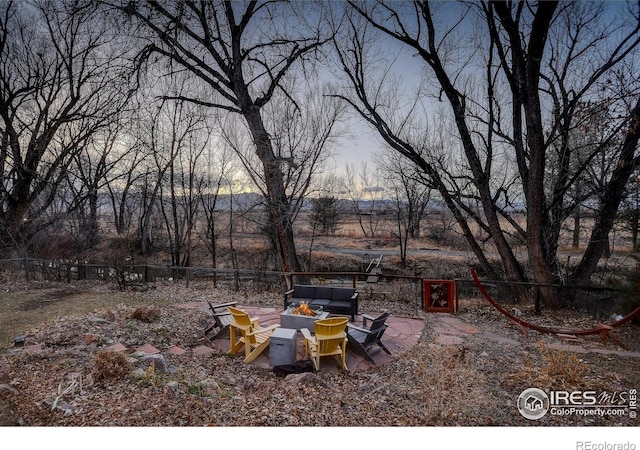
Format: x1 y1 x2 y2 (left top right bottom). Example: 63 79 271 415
632 208 639 252
86 188 100 248
241 103 301 272
139 173 163 256
571 99 640 283
572 207 581 249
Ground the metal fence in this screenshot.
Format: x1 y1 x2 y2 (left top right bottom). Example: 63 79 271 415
0 258 627 319
455 277 625 320
0 258 285 292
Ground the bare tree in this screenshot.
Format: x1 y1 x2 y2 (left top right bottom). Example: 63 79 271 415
105 139 148 238
376 150 432 265
242 80 347 224
135 104 173 256
199 143 238 287
217 78 348 268
332 1 640 307
156 101 209 270
619 173 640 252
63 126 113 248
103 93 155 238
118 0 336 272
546 102 623 252
136 80 209 267
0 0 134 253
342 162 385 238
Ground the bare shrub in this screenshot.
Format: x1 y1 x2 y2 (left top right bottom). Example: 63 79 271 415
426 228 469 250
92 351 132 381
373 234 395 248
27 230 78 260
506 341 590 391
129 306 160 323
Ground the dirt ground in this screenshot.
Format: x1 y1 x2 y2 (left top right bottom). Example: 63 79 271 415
1 277 638 428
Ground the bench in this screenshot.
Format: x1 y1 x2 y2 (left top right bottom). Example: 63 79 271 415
284 284 358 321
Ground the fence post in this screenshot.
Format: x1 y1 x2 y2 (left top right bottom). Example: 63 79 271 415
23 258 30 282
284 273 293 290
421 278 425 311
534 286 541 315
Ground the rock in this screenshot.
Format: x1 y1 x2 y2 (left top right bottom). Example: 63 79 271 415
164 381 183 398
223 376 238 386
202 377 220 391
284 372 331 389
87 317 112 324
0 383 18 394
358 382 386 394
53 399 75 416
40 397 75 416
142 354 167 373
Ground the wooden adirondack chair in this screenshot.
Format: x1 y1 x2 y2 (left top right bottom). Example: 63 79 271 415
227 306 280 363
346 312 391 363
300 317 349 371
204 300 237 340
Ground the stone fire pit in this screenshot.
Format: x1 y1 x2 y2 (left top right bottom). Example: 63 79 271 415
280 306 329 330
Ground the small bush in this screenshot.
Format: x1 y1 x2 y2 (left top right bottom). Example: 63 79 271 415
92 351 132 381
129 306 160 323
506 341 589 391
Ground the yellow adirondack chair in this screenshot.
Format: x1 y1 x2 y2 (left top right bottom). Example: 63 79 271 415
228 306 280 363
300 317 349 371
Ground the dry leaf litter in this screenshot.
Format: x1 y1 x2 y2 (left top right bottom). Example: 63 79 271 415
1 280 638 427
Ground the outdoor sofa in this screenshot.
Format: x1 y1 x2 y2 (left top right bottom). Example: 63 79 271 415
284 284 359 321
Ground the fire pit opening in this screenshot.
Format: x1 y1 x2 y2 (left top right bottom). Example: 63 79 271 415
291 302 318 316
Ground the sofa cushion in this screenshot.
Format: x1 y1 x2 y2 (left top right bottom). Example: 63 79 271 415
314 286 333 300
309 299 331 309
331 288 355 301
293 285 316 298
329 300 352 311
